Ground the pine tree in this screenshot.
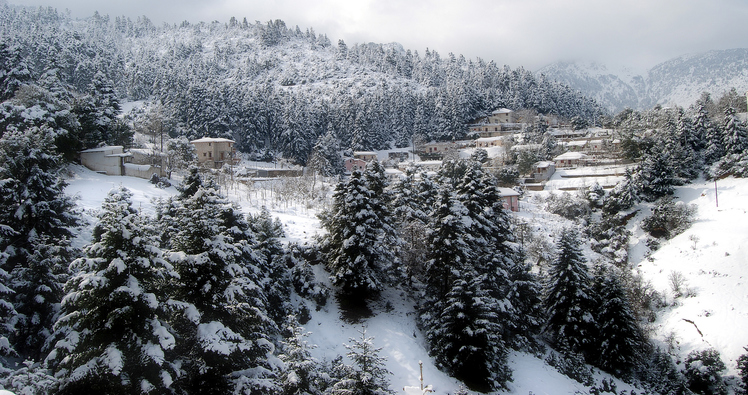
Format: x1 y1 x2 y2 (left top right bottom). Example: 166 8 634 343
543 229 597 357
278 319 327 395
591 267 645 377
420 185 513 391
390 167 431 282
163 183 280 394
637 149 675 202
0 256 18 367
722 106 748 157
0 126 81 360
48 187 177 394
425 272 511 392
318 164 397 300
248 206 293 326
703 101 727 164
602 168 639 215
0 42 32 101
329 327 394 395
421 188 471 301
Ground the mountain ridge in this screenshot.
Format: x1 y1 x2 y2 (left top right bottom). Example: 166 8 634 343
538 48 748 112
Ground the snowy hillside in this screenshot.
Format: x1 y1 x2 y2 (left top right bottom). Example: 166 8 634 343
60 162 748 394
538 49 748 112
630 176 748 377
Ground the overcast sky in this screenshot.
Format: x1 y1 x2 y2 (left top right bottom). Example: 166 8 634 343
9 0 748 72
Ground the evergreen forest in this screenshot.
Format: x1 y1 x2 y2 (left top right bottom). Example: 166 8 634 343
3 3 748 395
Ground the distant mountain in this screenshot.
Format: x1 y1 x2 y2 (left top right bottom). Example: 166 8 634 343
538 49 748 113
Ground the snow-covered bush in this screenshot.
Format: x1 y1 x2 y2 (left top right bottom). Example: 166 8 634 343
634 347 689 395
641 196 697 239
544 351 593 386
585 182 606 209
493 166 519 187
543 191 590 221
684 348 727 395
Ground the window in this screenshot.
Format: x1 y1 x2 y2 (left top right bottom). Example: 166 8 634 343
203 153 207 157
209 152 212 158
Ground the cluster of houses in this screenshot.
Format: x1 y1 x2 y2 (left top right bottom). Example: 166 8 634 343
79 107 625 213
79 137 238 178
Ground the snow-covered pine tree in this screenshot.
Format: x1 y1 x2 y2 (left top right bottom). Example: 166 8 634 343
318 164 397 301
0 42 32 102
421 187 471 301
9 238 68 361
420 185 513 391
278 318 327 395
591 267 645 377
721 106 748 157
542 229 597 358
329 327 394 395
690 93 714 152
636 148 676 202
307 129 343 177
666 108 701 180
0 126 81 360
390 166 431 282
504 254 543 352
48 187 177 394
0 255 18 367
703 103 727 165
248 206 294 327
426 271 511 392
163 183 280 394
602 168 640 215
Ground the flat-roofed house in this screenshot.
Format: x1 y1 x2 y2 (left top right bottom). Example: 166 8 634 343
80 146 128 176
191 137 238 169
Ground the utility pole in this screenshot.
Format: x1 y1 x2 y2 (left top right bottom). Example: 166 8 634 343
715 179 719 208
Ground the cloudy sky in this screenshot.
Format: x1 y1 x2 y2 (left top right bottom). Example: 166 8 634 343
10 0 748 72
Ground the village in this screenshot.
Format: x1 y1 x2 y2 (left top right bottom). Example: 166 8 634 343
78 107 633 213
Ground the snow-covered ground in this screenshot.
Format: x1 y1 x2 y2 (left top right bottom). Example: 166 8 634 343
63 163 748 393
543 164 629 191
631 177 748 376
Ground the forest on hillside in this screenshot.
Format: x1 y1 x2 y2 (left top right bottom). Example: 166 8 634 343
4 3 748 395
0 4 604 166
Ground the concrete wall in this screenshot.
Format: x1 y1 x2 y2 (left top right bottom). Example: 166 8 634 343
80 146 124 176
123 163 166 179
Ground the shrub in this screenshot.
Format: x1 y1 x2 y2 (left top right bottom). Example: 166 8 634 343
641 196 696 239
684 348 727 395
544 191 590 220
545 351 594 386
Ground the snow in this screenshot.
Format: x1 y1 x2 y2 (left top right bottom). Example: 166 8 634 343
634 177 748 375
197 321 249 356
62 163 748 393
103 344 124 375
